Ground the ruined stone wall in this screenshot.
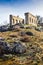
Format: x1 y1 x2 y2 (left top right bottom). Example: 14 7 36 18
25 12 38 26
10 15 24 27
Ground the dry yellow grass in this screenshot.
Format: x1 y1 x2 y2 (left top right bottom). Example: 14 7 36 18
0 28 43 65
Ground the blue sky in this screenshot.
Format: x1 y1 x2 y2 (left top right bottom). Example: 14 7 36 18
0 0 43 25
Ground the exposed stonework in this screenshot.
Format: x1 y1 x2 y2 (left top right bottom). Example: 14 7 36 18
9 12 38 27
24 12 38 26
10 15 24 27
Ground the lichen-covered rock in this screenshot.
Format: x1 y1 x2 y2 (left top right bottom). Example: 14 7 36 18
0 41 26 55
12 41 26 54
0 41 12 54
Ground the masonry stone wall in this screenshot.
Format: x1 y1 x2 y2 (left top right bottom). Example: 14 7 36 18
10 12 38 27
25 12 38 26
10 15 24 27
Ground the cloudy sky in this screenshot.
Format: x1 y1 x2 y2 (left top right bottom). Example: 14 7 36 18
0 0 43 25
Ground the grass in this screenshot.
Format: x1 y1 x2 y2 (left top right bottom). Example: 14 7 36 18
0 28 43 65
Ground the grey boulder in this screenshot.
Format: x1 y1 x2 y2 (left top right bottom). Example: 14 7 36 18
12 41 26 54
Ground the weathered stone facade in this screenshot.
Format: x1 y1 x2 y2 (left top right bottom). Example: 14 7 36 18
10 12 38 27
25 12 38 26
10 15 24 27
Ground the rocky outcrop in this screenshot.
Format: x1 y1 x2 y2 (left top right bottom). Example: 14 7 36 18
0 41 26 55
12 41 26 54
0 41 12 54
